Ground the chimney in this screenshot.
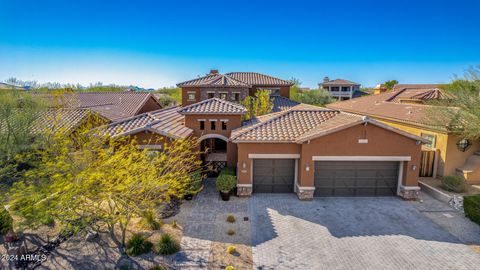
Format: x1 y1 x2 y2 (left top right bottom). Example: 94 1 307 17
373 84 387 95
323 76 330 83
209 69 219 75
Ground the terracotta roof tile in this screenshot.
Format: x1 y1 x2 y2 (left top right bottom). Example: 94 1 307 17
34 92 160 121
326 88 450 128
177 74 250 87
178 98 246 115
225 72 293 86
104 106 193 139
321 78 359 86
231 108 341 142
271 95 300 112
32 109 95 134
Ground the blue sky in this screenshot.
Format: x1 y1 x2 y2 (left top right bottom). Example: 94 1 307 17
1 0 479 88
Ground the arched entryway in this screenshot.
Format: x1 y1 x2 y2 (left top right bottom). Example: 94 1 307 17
199 134 229 176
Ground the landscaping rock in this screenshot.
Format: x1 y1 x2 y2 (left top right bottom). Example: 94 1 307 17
85 230 99 242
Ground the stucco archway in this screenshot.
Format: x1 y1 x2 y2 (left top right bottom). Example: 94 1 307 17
198 133 229 142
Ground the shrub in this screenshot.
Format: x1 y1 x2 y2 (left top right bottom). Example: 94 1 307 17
171 220 177 228
141 210 162 230
126 233 153 256
187 170 203 195
148 265 167 270
227 229 235 236
216 174 236 193
225 266 235 270
0 207 13 235
219 167 235 177
226 215 235 223
41 215 55 227
156 233 180 255
464 195 480 225
226 245 236 254
441 176 466 193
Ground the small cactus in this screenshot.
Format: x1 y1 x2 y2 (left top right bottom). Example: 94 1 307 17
227 229 235 236
226 215 235 223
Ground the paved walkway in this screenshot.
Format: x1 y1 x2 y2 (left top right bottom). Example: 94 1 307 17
250 193 480 270
168 178 250 269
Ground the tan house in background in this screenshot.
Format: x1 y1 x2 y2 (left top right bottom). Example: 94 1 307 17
328 84 480 184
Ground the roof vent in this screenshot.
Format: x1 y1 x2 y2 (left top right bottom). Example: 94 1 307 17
209 69 219 75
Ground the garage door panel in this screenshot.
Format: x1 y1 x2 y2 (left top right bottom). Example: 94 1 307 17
253 159 295 193
314 161 399 197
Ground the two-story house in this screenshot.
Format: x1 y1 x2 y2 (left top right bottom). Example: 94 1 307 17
319 76 361 101
177 70 294 106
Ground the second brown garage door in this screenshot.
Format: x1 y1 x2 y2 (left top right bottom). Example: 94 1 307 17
253 159 295 193
314 161 399 196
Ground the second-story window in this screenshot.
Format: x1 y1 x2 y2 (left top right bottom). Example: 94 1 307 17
219 92 227 100
187 91 196 101
221 121 227 130
210 120 216 130
341 86 350 92
207 92 215 99
199 120 205 130
233 93 240 101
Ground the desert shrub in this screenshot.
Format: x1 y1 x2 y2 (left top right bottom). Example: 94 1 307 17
141 210 162 230
187 170 203 194
226 215 235 223
225 266 235 270
464 195 480 225
0 207 13 234
227 229 235 236
216 174 236 193
219 167 235 177
156 233 180 255
148 265 167 270
226 245 236 254
126 233 153 256
171 220 177 228
441 176 466 193
41 215 55 227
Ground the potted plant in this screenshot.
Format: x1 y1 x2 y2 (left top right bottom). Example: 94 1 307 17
216 170 236 201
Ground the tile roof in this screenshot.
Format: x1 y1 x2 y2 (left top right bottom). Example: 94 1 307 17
34 92 160 121
32 109 97 135
393 84 442 91
104 106 193 139
225 72 293 86
178 98 246 115
389 88 451 102
231 107 343 143
177 73 250 88
326 88 451 129
321 79 360 86
177 72 293 87
271 95 301 112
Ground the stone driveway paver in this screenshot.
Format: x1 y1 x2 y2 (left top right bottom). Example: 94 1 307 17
250 193 480 270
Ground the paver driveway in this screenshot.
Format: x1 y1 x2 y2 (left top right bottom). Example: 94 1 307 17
250 194 480 270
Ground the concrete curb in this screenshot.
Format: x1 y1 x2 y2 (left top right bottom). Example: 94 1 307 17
419 180 453 204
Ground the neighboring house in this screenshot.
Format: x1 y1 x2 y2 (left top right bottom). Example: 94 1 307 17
327 84 480 184
36 92 163 122
177 70 294 107
319 77 361 100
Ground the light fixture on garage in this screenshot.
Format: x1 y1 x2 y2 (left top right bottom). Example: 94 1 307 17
456 138 471 152
412 165 417 171
242 161 246 169
305 163 310 172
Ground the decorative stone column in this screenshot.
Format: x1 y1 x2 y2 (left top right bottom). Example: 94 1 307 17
237 184 252 197
399 185 420 200
297 186 315 200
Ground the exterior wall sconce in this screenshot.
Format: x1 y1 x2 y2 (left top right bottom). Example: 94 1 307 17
457 138 471 152
242 161 246 169
412 165 417 171
305 163 310 172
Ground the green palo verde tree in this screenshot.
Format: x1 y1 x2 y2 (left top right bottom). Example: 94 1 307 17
7 115 202 252
429 66 480 140
242 89 273 121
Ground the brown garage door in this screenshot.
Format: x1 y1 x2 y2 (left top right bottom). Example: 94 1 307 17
253 159 295 193
314 161 399 196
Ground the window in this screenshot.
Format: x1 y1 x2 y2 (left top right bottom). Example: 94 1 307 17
199 120 205 130
187 91 196 101
210 120 216 130
207 92 215 99
233 92 240 101
330 86 340 91
219 92 227 100
221 121 227 130
421 133 436 149
341 86 350 92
